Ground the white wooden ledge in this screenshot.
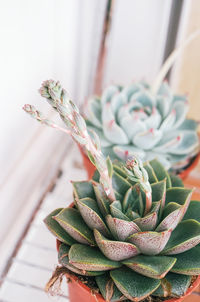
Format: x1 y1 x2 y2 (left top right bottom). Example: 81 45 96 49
0 145 86 301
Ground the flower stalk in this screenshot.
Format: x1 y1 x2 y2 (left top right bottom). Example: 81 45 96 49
23 80 116 201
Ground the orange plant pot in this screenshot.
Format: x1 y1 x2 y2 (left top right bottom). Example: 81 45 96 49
179 152 200 180
79 146 200 181
79 147 96 179
66 274 200 302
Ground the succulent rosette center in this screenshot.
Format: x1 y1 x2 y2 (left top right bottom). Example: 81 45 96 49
86 81 199 171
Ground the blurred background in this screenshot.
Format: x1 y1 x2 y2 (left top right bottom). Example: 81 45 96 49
0 0 200 300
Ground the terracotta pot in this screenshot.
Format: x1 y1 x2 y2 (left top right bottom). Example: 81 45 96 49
79 146 200 181
67 273 200 302
179 152 200 180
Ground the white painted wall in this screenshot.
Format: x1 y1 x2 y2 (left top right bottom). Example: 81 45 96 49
104 0 172 87
0 0 53 184
0 0 80 185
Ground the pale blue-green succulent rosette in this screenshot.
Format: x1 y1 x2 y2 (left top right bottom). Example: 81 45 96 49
85 81 199 172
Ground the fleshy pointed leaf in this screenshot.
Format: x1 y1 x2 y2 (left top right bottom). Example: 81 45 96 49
120 115 147 140
92 169 100 182
87 124 112 147
165 187 193 219
93 182 110 216
128 230 171 255
69 244 121 271
122 185 143 216
163 219 200 255
154 131 199 156
146 152 171 170
125 208 140 220
159 109 176 132
54 208 95 245
96 274 126 302
106 215 140 241
113 145 145 162
162 202 181 218
133 129 162 150
131 185 144 216
150 201 161 215
106 156 113 178
113 164 127 178
171 245 200 275
178 118 198 131
153 273 192 298
144 107 162 129
151 179 166 213
110 201 130 221
183 200 200 223
101 85 120 105
77 198 110 237
134 212 157 231
157 95 171 118
110 267 160 301
112 171 131 195
122 255 176 279
94 229 139 261
173 101 189 129
143 162 158 183
72 181 95 200
58 243 103 276
156 204 183 232
87 97 102 128
44 208 76 245
165 187 193 206
169 173 184 187
87 150 96 166
111 92 126 114
149 159 171 188
102 104 129 144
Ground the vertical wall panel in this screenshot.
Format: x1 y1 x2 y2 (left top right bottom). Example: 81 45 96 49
0 0 55 183
103 0 172 87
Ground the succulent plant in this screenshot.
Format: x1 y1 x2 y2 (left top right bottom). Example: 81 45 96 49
85 81 199 172
45 157 200 301
24 80 200 301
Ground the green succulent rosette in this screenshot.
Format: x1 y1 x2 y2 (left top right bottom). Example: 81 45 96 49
45 159 200 301
85 81 199 172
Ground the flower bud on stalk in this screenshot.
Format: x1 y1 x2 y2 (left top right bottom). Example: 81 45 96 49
125 157 152 214
24 80 116 201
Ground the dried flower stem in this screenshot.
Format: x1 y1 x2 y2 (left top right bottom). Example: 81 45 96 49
23 105 71 135
23 81 115 201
